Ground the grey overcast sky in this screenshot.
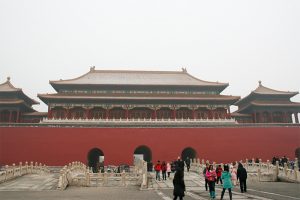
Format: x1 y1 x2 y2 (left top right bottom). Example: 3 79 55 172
0 0 299 112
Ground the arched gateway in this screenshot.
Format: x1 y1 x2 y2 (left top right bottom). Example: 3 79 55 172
87 148 104 172
295 147 300 159
133 145 152 163
181 147 197 161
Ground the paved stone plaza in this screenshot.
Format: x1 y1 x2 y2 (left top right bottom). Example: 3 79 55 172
0 171 299 200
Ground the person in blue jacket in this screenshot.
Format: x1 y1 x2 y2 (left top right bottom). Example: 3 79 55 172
220 164 233 200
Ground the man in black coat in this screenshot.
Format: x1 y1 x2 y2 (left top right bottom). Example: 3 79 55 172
237 162 248 193
173 170 185 200
185 157 191 172
176 156 185 172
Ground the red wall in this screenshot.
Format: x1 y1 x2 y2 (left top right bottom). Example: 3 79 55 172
0 126 299 166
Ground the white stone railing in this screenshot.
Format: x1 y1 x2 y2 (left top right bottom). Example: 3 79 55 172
190 158 300 183
57 161 88 190
41 117 236 124
0 161 50 184
57 160 148 190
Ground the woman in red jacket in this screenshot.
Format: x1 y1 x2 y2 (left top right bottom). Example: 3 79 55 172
206 164 217 199
216 164 223 185
154 160 161 181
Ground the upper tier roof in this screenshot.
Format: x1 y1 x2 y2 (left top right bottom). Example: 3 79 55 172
0 77 21 92
0 77 39 105
253 81 298 95
50 67 228 88
235 81 298 105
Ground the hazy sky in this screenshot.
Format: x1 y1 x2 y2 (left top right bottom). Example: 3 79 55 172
0 0 299 112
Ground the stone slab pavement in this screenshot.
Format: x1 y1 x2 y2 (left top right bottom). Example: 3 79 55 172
0 173 58 191
149 171 300 200
0 171 299 200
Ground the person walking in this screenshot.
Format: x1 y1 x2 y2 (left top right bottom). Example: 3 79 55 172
203 163 209 191
185 157 191 172
154 160 161 181
167 162 172 178
161 161 167 181
173 170 185 200
206 164 217 199
230 163 237 186
176 156 185 172
216 164 223 185
237 162 247 193
220 164 233 200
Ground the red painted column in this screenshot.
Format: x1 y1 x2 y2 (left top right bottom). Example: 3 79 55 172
125 108 129 119
85 108 90 119
192 108 195 119
48 107 53 119
173 108 176 119
16 110 20 123
270 112 273 123
105 108 110 119
209 109 213 119
253 112 257 123
8 111 12 123
259 111 263 123
283 112 288 123
153 109 157 119
66 108 70 119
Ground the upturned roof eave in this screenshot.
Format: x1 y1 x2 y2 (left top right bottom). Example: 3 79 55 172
49 68 229 88
236 102 300 113
235 92 298 106
0 99 37 112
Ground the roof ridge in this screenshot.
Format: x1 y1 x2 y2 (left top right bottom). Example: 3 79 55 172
93 69 184 74
50 68 184 84
254 82 298 95
49 67 228 87
184 72 228 86
0 77 22 91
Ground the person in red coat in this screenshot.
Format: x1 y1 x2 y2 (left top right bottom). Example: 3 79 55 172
161 161 167 180
216 164 223 184
155 160 161 181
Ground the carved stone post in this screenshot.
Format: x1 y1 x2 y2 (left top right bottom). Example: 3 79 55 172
85 171 90 186
25 161 28 174
284 162 288 176
267 160 270 173
258 168 261 181
295 158 299 169
19 162 22 176
121 171 126 187
12 163 16 176
259 159 262 171
294 158 298 180
103 172 108 186
274 161 279 181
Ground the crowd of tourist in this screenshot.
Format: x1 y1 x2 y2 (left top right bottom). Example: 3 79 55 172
271 155 300 170
202 161 247 199
153 157 248 200
152 155 300 200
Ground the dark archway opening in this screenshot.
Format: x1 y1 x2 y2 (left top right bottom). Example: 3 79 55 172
87 148 104 173
134 145 152 172
295 147 300 159
134 145 152 163
181 147 197 162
